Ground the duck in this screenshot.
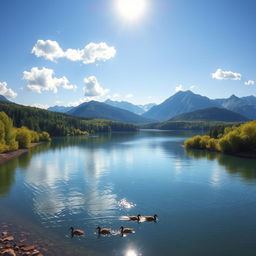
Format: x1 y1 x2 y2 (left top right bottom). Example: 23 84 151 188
96 226 112 235
144 214 158 222
120 226 134 234
69 227 84 237
128 214 141 221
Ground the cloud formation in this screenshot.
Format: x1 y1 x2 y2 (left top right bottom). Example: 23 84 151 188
0 81 17 98
32 40 116 64
244 80 255 86
30 103 49 109
212 68 242 80
32 40 64 61
175 84 183 92
125 93 134 99
83 76 109 97
23 67 77 93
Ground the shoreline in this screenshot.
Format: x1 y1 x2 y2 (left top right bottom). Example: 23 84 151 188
183 145 256 159
0 142 42 164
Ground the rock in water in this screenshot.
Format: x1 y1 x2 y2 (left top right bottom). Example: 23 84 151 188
2 249 16 256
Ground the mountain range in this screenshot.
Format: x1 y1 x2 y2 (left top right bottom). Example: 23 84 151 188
170 107 248 122
67 101 154 124
0 95 10 102
1 90 256 124
48 105 73 113
143 91 256 121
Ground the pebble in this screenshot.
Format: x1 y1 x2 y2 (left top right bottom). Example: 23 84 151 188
1 248 16 256
1 232 8 237
22 246 35 251
3 237 14 242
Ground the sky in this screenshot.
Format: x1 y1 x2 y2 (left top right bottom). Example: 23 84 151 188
0 0 256 108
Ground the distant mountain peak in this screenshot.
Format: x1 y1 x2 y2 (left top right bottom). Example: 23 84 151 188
229 94 239 100
67 100 154 124
0 95 11 102
143 90 219 121
104 99 150 115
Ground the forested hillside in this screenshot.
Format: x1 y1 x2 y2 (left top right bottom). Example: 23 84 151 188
0 102 137 136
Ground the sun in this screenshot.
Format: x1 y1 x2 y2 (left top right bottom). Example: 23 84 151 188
116 0 146 21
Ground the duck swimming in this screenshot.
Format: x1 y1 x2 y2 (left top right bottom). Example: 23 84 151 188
120 226 134 234
143 214 158 222
69 227 84 237
96 226 112 235
128 214 141 221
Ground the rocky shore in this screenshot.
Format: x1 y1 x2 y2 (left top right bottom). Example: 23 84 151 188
0 225 46 256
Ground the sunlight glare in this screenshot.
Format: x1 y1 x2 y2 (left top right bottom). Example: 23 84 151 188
116 0 146 21
125 250 138 256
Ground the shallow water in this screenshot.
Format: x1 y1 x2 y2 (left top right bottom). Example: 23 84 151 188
1 130 256 256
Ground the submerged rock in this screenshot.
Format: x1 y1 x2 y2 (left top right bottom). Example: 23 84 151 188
1 248 16 256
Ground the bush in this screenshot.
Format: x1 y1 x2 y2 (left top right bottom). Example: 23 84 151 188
184 121 256 154
39 131 51 142
16 127 31 148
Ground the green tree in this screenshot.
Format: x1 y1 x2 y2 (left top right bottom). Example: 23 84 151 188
16 127 31 148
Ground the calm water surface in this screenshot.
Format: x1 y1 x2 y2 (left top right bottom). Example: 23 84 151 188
1 130 256 256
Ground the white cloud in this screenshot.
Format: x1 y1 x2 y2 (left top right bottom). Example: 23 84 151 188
175 84 183 92
211 68 242 80
23 67 77 94
112 93 120 99
66 42 116 64
67 98 87 107
32 40 65 61
190 85 197 90
0 81 17 98
244 80 255 86
30 103 49 109
125 93 134 99
32 40 116 64
83 76 109 97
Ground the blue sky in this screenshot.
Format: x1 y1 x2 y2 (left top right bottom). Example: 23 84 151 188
0 0 256 108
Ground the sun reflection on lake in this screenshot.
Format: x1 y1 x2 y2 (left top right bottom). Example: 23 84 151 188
125 249 138 256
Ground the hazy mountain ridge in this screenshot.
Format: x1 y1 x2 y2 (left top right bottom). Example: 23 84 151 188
2 91 256 123
0 95 11 102
67 101 154 124
143 91 256 121
170 107 248 122
143 90 219 121
48 105 73 113
104 99 145 115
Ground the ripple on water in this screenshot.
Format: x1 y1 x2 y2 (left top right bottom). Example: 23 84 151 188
118 198 136 209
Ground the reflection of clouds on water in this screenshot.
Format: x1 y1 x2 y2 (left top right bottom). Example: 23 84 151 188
175 158 182 173
210 164 223 188
24 146 122 221
118 198 136 209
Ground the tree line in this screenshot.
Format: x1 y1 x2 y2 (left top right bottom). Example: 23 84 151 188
0 102 137 136
142 120 241 131
184 121 256 154
0 112 51 153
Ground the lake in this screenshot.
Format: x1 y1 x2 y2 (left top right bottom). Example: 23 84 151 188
1 130 256 256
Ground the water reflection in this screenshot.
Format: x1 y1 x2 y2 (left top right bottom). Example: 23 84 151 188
186 149 256 182
2 131 256 256
0 142 51 198
125 249 139 256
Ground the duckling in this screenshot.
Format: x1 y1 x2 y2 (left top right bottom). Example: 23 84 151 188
96 226 112 235
120 226 134 234
144 214 158 222
128 214 141 221
69 227 84 237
